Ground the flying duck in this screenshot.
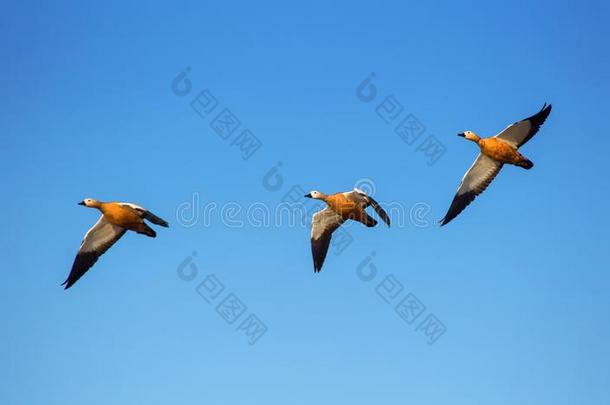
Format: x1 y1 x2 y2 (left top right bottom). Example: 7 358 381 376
62 198 169 289
440 103 552 226
305 188 391 272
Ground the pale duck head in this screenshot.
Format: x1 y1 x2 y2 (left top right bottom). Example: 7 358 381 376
78 198 100 207
457 130 480 142
304 190 325 200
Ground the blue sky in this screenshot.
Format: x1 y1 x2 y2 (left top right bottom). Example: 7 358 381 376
1 1 609 404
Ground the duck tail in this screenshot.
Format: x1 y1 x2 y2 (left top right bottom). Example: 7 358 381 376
517 158 534 170
137 223 157 238
144 211 169 227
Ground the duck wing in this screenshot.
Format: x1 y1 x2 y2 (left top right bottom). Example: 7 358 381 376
440 154 503 226
62 216 126 289
310 208 345 272
495 104 552 148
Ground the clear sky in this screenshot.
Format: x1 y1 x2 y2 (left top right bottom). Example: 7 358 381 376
1 1 609 404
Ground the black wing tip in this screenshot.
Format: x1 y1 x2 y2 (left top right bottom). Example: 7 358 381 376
367 196 391 228
534 103 552 123
63 250 103 291
439 207 459 227
311 233 332 274
61 273 80 289
376 215 390 227
440 190 477 227
379 213 391 227
522 104 552 139
439 214 454 226
313 253 324 272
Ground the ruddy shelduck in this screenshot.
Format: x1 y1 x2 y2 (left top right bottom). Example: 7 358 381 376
305 188 391 272
441 104 552 226
62 198 169 289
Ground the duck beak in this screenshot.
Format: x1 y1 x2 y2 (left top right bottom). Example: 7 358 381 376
457 132 465 137
78 201 86 206
304 193 312 198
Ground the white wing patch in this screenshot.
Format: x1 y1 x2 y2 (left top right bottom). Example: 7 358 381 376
120 202 146 212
